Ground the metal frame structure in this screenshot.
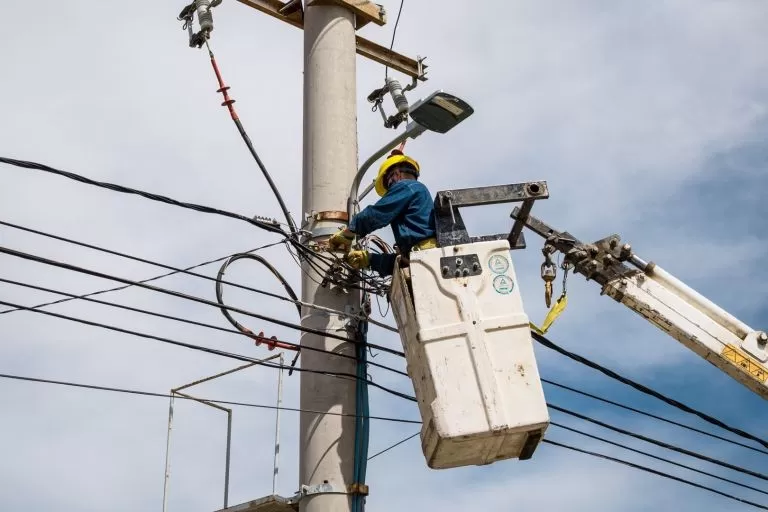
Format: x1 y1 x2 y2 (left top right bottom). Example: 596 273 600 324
162 353 285 512
433 181 549 249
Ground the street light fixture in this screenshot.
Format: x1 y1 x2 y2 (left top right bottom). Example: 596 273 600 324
348 90 474 218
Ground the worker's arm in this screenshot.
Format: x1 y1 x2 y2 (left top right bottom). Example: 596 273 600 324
349 182 412 237
368 253 397 276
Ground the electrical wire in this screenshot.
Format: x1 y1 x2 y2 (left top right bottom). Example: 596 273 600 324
549 403 768 482
0 297 417 402
0 278 408 378
550 422 768 497
533 331 768 451
0 239 282 316
0 372 421 425
367 431 420 461
0 245 405 357
542 378 768 456
216 252 300 349
203 41 298 235
543 439 768 511
0 157 389 297
0 220 399 333
0 157 289 237
384 0 406 79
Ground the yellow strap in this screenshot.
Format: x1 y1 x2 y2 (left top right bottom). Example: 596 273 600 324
530 293 568 335
413 237 438 251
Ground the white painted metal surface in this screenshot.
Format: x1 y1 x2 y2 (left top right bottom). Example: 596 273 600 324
604 265 768 399
390 240 549 469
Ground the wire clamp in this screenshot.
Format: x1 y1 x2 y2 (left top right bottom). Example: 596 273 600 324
298 482 350 498
348 483 370 496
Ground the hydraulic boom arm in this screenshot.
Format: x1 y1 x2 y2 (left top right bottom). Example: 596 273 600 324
513 208 768 400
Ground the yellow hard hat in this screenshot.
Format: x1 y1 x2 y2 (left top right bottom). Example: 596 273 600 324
374 150 420 197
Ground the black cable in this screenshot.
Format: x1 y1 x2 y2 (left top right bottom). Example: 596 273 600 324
0 372 421 425
384 0 406 79
0 157 288 237
0 243 267 314
368 431 420 461
543 439 768 510
543 378 768 456
0 298 417 402
0 220 292 314
533 331 768 451
216 252 300 334
0 245 405 358
0 158 382 296
549 403 768 482
0 278 408 378
204 44 298 235
0 220 398 333
550 422 768 497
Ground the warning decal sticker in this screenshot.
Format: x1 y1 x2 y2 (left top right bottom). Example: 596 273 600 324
722 344 768 383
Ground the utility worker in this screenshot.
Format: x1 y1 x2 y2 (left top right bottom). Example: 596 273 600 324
329 150 437 276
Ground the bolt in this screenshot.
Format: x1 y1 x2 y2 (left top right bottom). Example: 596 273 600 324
462 268 470 277
442 266 450 276
456 258 463 266
472 262 480 272
609 238 618 249
759 332 768 344
454 269 461 278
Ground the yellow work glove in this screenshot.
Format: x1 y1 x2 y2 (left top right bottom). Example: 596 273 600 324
328 227 354 252
346 249 370 270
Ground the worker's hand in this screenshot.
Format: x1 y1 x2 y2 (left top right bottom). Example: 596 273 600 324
328 227 354 252
346 249 370 270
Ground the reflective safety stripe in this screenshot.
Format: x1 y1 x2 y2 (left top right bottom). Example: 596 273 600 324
530 293 568 335
412 237 438 251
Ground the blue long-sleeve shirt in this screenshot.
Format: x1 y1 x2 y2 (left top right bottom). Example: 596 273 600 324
349 179 436 276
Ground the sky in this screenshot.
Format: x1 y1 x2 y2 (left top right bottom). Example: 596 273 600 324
0 0 767 511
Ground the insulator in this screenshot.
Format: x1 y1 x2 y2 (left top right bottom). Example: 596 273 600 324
386 77 409 115
195 0 214 34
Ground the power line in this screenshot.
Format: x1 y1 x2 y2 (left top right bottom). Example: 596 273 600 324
0 372 421 425
0 157 287 237
0 244 405 358
542 378 768 456
0 297 417 403
204 41 298 234
368 431 419 461
384 0 406 79
0 220 397 333
543 439 768 510
0 277 408 378
549 403 768 482
533 331 768 451
551 422 768 497
0 240 283 316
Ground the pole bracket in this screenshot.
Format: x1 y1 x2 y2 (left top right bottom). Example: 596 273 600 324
307 0 386 28
348 483 370 496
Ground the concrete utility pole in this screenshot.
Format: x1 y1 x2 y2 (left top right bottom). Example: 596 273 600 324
299 3 359 512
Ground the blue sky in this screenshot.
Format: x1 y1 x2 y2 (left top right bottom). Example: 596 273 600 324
1 1 767 511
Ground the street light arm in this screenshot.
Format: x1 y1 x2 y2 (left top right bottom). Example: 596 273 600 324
347 121 427 218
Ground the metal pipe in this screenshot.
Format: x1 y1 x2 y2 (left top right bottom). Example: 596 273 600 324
162 394 175 512
272 353 284 495
645 262 753 339
172 355 281 393
225 410 232 508
347 121 427 218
